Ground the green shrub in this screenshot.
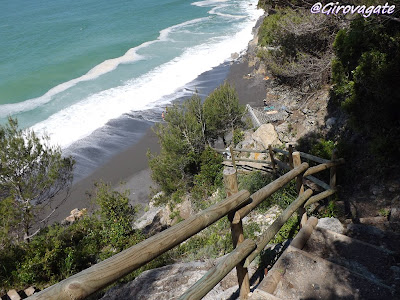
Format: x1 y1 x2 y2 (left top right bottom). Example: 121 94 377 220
232 129 244 147
1 183 147 291
238 171 270 194
192 148 223 203
238 172 297 212
171 218 233 261
310 139 335 160
257 8 339 89
331 17 400 161
270 215 299 244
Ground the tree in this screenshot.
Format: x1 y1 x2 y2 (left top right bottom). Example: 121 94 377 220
0 117 74 242
331 16 400 157
148 94 207 194
203 82 245 145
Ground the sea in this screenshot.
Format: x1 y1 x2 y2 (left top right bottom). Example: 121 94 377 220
0 0 263 181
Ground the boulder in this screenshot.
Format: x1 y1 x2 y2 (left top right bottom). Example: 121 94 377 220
251 124 281 148
316 217 344 234
61 208 87 225
390 207 400 222
101 259 257 300
326 117 336 128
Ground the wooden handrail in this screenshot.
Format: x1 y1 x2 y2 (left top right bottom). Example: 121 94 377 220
272 148 330 164
29 190 251 300
306 175 331 190
213 148 268 154
223 157 272 164
303 159 345 177
244 189 313 267
30 144 343 300
303 189 336 207
232 162 309 223
179 239 256 300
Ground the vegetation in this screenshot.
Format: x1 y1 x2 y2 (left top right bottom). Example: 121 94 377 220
148 82 244 199
331 16 400 160
203 82 245 145
0 117 74 244
257 7 340 90
0 183 173 294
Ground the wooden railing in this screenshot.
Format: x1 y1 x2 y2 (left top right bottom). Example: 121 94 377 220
29 146 344 300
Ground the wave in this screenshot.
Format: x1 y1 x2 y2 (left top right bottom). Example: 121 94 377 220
0 17 208 118
31 3 263 148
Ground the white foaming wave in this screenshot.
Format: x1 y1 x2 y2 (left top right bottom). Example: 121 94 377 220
32 8 263 148
0 51 144 118
0 17 209 118
209 6 246 19
192 0 228 7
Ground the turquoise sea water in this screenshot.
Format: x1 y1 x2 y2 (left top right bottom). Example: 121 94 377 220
0 0 262 178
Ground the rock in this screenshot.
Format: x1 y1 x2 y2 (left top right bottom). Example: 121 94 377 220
100 260 258 300
301 108 310 115
231 52 239 60
134 197 194 235
316 217 344 234
326 117 336 128
251 124 281 148
61 208 87 225
346 223 385 240
134 206 163 230
243 205 282 235
390 207 400 222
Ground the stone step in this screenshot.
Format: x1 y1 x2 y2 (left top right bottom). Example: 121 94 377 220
249 289 282 300
303 226 396 286
257 246 395 300
345 222 400 253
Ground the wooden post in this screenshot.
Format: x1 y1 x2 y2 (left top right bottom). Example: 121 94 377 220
268 145 277 176
288 145 294 169
292 152 307 227
223 168 250 300
330 150 337 189
229 146 237 171
329 149 337 204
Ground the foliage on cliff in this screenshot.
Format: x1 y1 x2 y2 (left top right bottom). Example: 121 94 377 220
0 183 168 293
331 17 400 159
257 7 341 90
148 82 244 197
0 117 74 245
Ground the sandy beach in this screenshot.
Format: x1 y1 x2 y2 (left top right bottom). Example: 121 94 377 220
49 30 267 224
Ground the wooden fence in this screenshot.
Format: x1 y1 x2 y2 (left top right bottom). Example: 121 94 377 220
29 145 344 300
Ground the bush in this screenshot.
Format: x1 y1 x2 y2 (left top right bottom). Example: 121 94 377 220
0 117 74 242
192 148 224 202
203 82 245 145
0 183 146 292
238 172 297 212
238 171 270 194
232 129 244 147
331 17 400 160
310 139 335 160
257 8 339 90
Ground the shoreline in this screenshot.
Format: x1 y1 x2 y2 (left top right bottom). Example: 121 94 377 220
51 17 267 223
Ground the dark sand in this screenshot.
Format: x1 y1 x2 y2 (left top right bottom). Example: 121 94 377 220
226 58 267 107
49 127 160 223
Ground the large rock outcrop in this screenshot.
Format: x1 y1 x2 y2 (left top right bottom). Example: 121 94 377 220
101 259 259 300
251 123 281 149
